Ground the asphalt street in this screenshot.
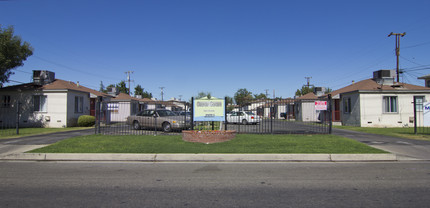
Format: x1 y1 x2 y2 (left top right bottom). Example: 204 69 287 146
1 161 429 208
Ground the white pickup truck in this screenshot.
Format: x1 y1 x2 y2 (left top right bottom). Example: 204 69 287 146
226 111 261 125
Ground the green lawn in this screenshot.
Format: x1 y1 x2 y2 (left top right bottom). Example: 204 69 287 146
334 126 430 141
29 134 386 154
0 127 92 139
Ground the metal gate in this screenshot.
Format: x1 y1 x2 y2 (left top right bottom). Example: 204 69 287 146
224 98 331 134
95 97 332 135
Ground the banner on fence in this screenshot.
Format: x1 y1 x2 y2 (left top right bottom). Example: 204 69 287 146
193 97 225 121
424 102 430 127
315 101 327 111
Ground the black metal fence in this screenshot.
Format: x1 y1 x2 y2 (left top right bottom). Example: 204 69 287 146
95 97 332 135
0 102 21 137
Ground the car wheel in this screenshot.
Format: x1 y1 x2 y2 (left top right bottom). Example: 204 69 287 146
133 121 141 130
242 119 248 125
162 122 172 132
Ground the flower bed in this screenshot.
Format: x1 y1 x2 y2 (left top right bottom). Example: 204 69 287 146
182 130 237 144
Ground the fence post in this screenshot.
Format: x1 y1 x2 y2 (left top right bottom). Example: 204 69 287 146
413 97 417 134
95 98 101 134
16 102 20 135
191 97 194 130
270 100 273 134
328 94 332 134
224 97 228 131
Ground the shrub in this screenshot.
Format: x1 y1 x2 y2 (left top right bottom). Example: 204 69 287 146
77 115 95 127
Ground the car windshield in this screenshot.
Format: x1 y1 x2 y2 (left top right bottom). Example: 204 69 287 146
157 110 177 117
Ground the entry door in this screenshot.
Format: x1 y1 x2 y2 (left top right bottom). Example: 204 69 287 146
333 99 340 121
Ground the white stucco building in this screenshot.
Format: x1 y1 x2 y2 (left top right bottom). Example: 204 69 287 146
0 70 110 128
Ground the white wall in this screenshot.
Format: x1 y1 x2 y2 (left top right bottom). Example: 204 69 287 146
66 91 91 127
360 93 427 127
341 92 429 127
341 93 361 126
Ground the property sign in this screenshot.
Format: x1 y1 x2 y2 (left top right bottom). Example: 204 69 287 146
193 97 225 121
315 101 327 111
424 102 430 127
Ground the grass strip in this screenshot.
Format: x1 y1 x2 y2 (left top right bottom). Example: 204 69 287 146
30 134 386 154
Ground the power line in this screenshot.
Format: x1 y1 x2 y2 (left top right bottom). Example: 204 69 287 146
33 55 119 81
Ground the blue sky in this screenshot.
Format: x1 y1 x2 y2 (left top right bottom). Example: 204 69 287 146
2 0 430 101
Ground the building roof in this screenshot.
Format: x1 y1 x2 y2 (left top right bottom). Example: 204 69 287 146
42 79 110 97
322 78 430 98
111 92 141 101
418 74 430 79
296 92 318 100
0 79 110 97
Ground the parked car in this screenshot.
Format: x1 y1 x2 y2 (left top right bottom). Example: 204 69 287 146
126 109 191 132
226 111 261 125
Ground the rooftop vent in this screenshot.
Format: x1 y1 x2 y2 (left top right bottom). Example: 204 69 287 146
107 87 119 96
313 87 326 96
373 70 396 85
33 70 55 85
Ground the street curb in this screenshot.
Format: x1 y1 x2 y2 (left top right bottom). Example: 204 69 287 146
0 153 397 162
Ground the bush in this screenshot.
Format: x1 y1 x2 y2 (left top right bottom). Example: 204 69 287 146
77 115 95 127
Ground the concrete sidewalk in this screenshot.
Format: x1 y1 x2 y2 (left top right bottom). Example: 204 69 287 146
0 151 397 162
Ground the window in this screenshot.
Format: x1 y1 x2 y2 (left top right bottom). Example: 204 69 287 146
33 95 47 112
1 95 11 108
414 96 424 112
383 96 397 113
75 96 83 113
343 97 351 113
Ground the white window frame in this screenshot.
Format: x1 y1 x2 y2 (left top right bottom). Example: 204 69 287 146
75 96 84 113
414 96 424 112
383 96 398 113
33 95 47 112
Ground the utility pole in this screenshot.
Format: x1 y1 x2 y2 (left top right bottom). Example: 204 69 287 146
388 32 406 82
265 89 269 98
125 71 134 95
304 77 312 88
159 87 165 101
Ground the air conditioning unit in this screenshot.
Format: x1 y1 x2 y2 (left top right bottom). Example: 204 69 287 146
33 70 55 85
107 87 119 96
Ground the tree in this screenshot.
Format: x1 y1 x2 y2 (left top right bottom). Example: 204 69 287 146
295 86 314 97
142 91 152 99
0 25 33 86
116 81 129 95
195 91 212 99
234 88 253 107
254 93 268 100
225 96 235 112
134 84 152 98
134 84 144 96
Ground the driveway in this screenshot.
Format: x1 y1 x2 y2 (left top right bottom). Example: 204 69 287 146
0 129 94 154
332 128 430 160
